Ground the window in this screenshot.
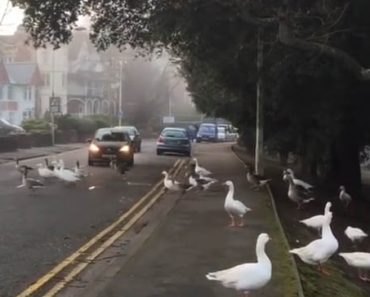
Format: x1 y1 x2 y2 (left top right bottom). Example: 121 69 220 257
8 85 15 99
23 87 27 100
27 87 32 100
43 73 50 86
61 74 66 88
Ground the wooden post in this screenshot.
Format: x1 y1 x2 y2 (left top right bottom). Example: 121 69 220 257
255 28 264 175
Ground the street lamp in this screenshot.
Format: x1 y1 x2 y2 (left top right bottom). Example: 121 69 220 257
118 59 127 126
51 49 55 146
118 60 123 126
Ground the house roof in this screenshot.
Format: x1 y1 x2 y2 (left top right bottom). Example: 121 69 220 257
4 62 41 85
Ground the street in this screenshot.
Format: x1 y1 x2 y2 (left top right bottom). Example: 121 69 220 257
0 139 181 297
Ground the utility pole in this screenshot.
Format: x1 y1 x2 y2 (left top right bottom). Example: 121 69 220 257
51 49 55 146
118 60 123 126
255 28 264 175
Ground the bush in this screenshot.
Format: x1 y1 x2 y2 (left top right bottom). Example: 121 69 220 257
22 119 50 133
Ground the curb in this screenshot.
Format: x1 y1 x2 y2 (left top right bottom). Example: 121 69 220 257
231 145 305 297
0 145 85 164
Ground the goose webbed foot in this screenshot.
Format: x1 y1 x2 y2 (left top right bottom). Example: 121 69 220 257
317 264 330 275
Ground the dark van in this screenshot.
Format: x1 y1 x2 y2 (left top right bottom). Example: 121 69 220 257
196 123 217 142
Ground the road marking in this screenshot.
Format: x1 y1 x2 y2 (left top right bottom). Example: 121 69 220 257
16 159 183 297
43 160 185 296
43 160 185 297
126 181 153 186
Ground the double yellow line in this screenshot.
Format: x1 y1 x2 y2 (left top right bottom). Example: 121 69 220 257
16 159 186 297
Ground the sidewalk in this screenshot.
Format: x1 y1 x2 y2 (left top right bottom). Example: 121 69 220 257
0 143 85 164
61 143 300 297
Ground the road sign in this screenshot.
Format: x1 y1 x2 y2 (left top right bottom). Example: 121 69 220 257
49 96 61 114
163 116 175 124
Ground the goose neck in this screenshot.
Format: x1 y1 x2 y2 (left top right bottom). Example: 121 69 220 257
256 241 270 266
226 184 235 201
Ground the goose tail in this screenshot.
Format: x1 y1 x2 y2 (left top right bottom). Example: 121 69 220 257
205 272 219 281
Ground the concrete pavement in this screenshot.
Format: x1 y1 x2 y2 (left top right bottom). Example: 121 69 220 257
57 143 300 297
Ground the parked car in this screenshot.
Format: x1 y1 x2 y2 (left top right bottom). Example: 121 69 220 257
88 127 134 173
156 127 192 156
196 123 217 142
116 126 142 152
217 126 226 142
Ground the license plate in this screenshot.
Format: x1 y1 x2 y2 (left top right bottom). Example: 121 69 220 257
102 154 116 158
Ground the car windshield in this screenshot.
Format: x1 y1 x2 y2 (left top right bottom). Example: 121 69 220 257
162 130 186 138
200 125 216 132
95 129 128 142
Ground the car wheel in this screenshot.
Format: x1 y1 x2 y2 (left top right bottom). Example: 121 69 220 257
157 149 162 155
137 144 141 153
88 159 94 166
129 157 134 167
196 139 201 143
185 151 191 157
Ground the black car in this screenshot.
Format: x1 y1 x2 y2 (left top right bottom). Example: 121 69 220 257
116 126 142 152
88 127 134 173
156 127 192 156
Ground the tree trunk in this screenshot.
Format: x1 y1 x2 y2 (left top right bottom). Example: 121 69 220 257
329 118 362 199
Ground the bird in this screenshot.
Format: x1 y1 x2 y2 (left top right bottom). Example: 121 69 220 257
17 168 45 191
245 165 270 190
344 226 368 246
300 201 332 235
339 252 370 281
339 185 351 208
283 168 314 191
44 158 55 171
54 160 80 183
188 173 216 191
223 180 252 227
73 160 88 178
187 163 217 191
192 158 212 176
162 171 193 193
290 212 338 275
206 233 271 296
36 163 55 178
285 175 315 209
15 158 33 174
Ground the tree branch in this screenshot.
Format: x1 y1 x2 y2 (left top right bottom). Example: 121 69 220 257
278 17 370 81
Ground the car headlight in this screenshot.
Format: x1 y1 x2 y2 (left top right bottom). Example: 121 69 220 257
89 143 100 152
120 145 130 153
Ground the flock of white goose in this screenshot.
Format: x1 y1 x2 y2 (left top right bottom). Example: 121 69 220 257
283 169 370 282
15 158 87 190
162 159 370 296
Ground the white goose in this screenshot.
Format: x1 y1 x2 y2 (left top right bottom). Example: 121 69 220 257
300 202 332 234
224 180 251 227
54 160 80 183
73 161 88 178
36 163 55 178
339 252 370 281
162 171 192 193
284 168 314 191
206 233 271 296
290 212 338 275
344 226 368 244
193 158 211 176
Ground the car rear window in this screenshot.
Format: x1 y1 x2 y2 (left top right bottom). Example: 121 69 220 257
95 130 128 141
162 130 187 138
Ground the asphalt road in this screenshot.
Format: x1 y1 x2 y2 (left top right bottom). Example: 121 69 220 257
0 139 183 297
